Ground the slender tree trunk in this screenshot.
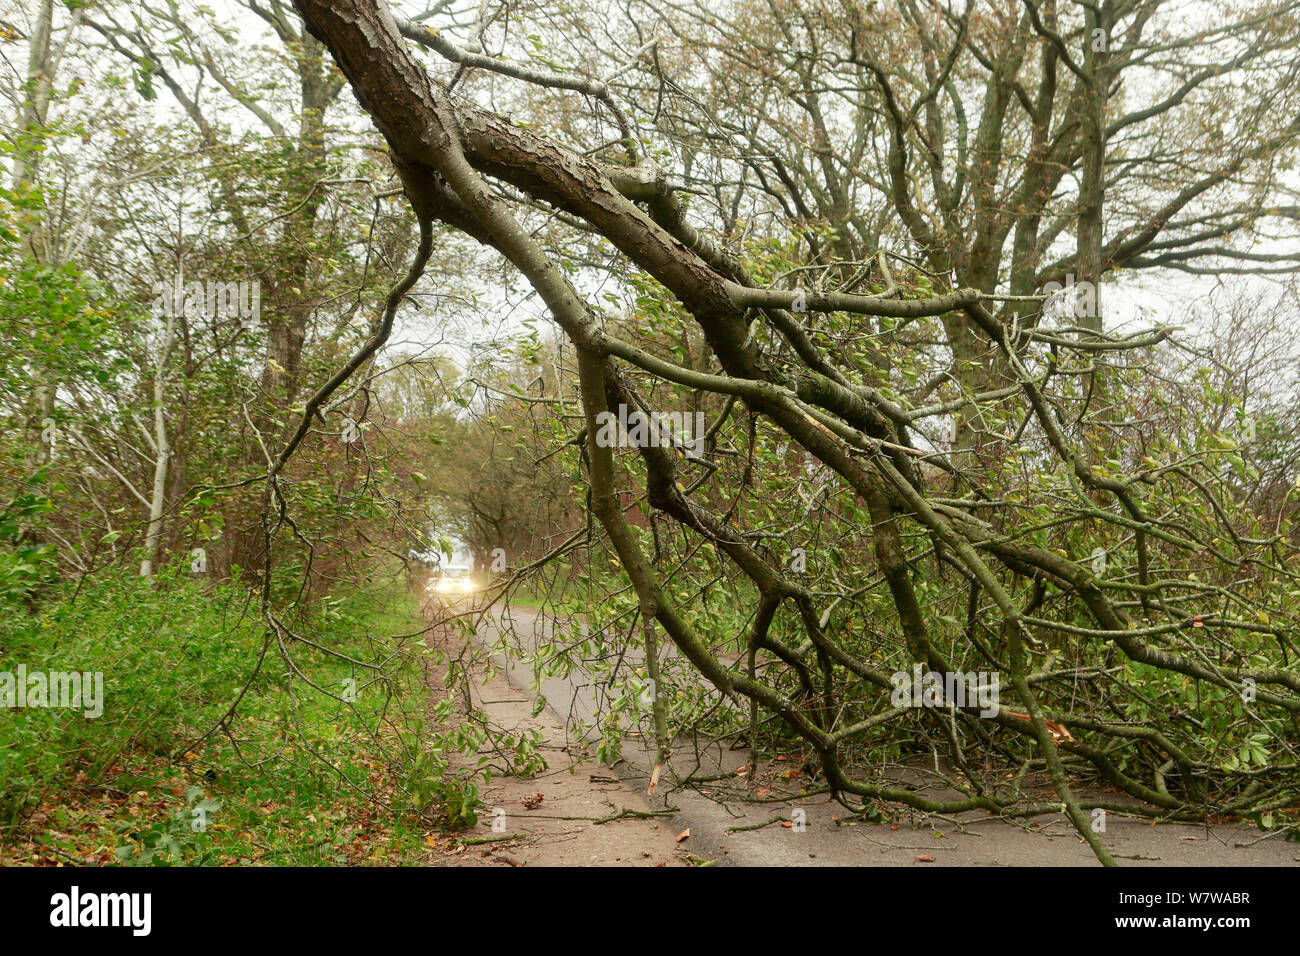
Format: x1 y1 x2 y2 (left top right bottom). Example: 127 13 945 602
12 0 54 263
140 306 177 578
1077 10 1110 336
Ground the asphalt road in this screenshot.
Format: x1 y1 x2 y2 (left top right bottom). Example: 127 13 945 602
464 602 1299 867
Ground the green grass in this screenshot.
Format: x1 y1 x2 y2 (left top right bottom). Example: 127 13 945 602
0 566 479 865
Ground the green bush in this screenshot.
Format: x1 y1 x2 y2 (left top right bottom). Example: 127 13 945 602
0 565 483 862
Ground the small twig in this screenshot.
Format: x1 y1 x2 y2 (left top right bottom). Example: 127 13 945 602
724 815 788 834
457 833 526 845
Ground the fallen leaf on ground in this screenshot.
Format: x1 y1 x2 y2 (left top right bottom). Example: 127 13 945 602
675 828 690 843
917 855 935 863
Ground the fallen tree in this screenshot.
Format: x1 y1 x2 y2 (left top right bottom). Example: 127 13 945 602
289 0 1300 865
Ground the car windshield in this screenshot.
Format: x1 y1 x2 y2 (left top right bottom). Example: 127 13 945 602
442 566 470 577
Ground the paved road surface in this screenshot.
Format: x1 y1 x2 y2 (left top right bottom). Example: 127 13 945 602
450 602 1299 867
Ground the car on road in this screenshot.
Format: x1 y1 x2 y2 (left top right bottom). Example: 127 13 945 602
426 563 478 601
